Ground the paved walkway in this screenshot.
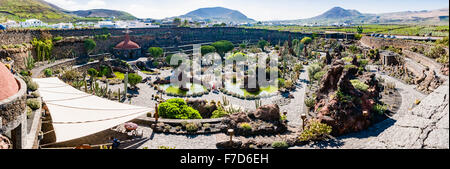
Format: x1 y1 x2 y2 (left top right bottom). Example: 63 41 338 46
31 58 75 78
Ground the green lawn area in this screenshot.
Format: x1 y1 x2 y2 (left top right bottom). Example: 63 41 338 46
111 72 125 80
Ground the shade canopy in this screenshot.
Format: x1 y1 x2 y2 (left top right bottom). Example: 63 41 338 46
33 77 152 143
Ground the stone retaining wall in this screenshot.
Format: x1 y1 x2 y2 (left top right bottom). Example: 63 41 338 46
0 77 27 133
403 50 442 71
361 36 434 51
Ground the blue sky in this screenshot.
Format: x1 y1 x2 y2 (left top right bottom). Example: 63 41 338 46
45 0 449 21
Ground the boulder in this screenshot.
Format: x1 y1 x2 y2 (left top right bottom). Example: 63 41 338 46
252 104 280 121
187 99 218 118
227 112 251 127
216 139 243 149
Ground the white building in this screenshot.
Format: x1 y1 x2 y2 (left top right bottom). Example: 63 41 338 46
20 19 47 28
51 23 74 29
1 20 20 28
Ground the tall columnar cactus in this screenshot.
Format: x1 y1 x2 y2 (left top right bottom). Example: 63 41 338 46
83 74 88 93
124 72 128 99
118 88 121 102
222 96 230 106
255 100 262 109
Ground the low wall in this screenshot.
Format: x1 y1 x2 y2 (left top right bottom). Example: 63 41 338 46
0 77 27 133
361 36 433 51
403 50 442 71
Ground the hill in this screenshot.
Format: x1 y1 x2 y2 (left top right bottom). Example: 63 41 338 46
69 9 137 20
0 0 75 23
279 7 449 25
312 7 363 19
178 7 255 23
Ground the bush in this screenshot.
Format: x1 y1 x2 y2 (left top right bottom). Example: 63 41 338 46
26 106 33 118
298 119 332 142
271 141 289 149
158 98 202 119
313 71 326 81
185 123 198 132
44 68 53 77
128 73 142 88
350 79 369 92
304 98 316 108
31 91 40 98
211 109 229 118
87 68 98 78
372 104 387 115
307 63 322 80
278 78 285 88
27 99 40 110
53 36 63 41
148 47 164 58
98 65 112 77
239 123 252 131
28 81 39 91
201 45 216 56
344 64 358 70
84 39 96 54
61 69 80 81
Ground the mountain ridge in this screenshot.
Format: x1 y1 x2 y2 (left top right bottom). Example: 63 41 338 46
177 7 255 23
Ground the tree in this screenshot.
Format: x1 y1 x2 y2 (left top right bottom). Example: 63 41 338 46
258 40 269 51
301 37 312 57
148 47 163 58
173 18 181 26
128 73 142 89
211 40 234 58
201 45 216 56
84 39 96 55
357 26 364 34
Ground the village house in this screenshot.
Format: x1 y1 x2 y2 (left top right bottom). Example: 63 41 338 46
20 19 47 28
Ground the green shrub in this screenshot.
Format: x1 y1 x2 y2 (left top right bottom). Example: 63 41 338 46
372 104 387 115
280 115 287 121
185 123 198 132
98 65 112 77
304 98 316 108
271 141 289 149
53 36 63 41
44 68 53 77
307 63 322 80
342 56 353 63
278 78 285 88
239 122 252 131
158 98 202 119
128 73 142 88
87 68 98 78
27 99 40 110
148 47 164 58
336 88 353 102
61 69 80 81
298 120 332 142
344 64 358 70
211 109 229 118
26 106 33 118
31 91 40 98
313 71 326 81
201 45 216 56
350 79 369 92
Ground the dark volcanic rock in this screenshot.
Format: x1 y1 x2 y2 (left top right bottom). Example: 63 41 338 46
252 104 281 121
313 61 380 136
